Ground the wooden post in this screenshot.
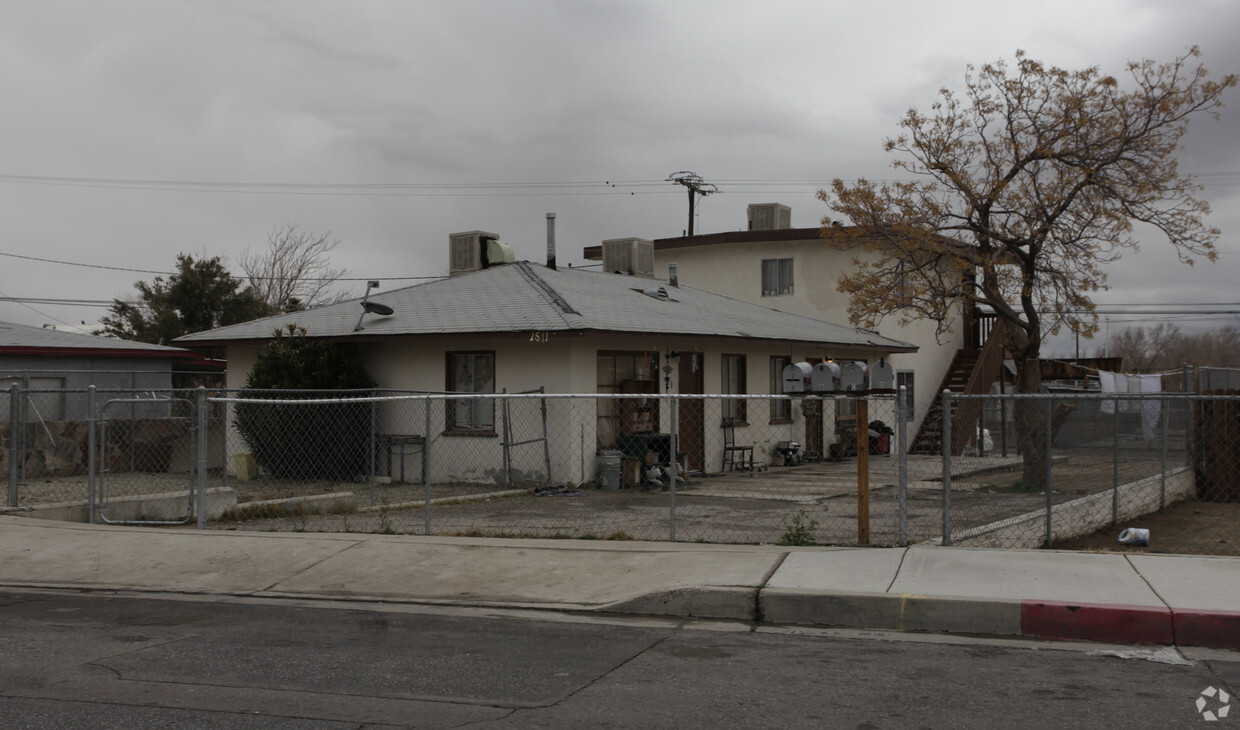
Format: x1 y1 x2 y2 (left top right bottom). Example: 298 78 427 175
857 398 870 545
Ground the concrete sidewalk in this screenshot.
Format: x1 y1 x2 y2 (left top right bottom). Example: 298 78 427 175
1 516 1236 650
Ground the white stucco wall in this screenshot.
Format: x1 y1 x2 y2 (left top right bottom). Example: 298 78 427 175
654 240 963 431
223 332 901 486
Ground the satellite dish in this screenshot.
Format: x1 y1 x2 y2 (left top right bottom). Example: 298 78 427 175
354 280 395 331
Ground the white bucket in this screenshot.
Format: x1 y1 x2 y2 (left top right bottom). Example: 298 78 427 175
1117 527 1150 546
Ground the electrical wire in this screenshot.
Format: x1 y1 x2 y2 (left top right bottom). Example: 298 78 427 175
5 171 1233 197
0 250 445 281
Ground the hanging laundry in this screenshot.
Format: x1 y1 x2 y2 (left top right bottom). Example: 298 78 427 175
1139 373 1162 441
1099 370 1119 414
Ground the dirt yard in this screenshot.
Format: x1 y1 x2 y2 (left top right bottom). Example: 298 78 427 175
1051 500 1239 556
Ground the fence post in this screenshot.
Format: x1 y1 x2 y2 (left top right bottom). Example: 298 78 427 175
540 387 552 484
857 397 870 545
501 390 511 488
367 396 376 505
1160 396 1169 509
7 384 17 508
1045 397 1054 548
669 395 678 542
1112 397 1120 526
87 385 97 525
196 387 208 529
1183 362 1194 468
424 395 432 535
895 387 908 547
219 391 229 490
941 390 953 546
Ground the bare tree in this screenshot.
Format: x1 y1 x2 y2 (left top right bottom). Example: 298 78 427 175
819 48 1236 487
1109 323 1183 372
240 225 350 312
1108 323 1240 370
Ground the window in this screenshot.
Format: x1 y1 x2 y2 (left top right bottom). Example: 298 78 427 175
897 370 915 422
761 258 794 296
596 351 658 450
722 354 747 423
447 352 495 433
770 356 791 423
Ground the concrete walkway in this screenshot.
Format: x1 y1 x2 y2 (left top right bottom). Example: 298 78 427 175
1 516 1236 650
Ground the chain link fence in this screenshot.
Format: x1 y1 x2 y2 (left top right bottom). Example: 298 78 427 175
210 390 911 546
4 380 1236 554
935 390 1197 548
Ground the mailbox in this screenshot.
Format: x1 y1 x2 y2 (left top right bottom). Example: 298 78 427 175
870 359 895 390
839 361 868 391
810 361 840 392
782 361 812 393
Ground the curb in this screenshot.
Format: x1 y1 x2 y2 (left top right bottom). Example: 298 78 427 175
758 589 1240 650
1173 608 1240 651
1020 600 1174 645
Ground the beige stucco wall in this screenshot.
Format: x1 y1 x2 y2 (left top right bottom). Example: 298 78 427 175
654 240 963 430
223 332 899 485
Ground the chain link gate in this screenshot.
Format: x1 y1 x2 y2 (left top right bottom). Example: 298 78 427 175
92 394 199 525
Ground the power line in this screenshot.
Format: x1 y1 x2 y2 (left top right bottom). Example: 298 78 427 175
0 250 446 281
0 287 75 329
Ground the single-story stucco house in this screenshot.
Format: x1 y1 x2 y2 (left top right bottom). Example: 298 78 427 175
177 233 916 484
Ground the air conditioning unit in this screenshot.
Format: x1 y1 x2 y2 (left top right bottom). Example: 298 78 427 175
747 203 791 231
601 238 654 277
449 231 512 275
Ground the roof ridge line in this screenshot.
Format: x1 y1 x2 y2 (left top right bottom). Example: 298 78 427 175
516 262 581 317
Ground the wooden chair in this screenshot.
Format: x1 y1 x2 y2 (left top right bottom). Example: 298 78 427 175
722 417 754 471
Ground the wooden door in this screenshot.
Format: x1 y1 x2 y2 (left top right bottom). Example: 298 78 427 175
678 353 705 472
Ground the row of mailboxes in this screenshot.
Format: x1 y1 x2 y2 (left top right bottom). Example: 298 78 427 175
781 359 895 393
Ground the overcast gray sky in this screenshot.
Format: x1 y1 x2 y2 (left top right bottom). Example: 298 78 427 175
2 0 1237 354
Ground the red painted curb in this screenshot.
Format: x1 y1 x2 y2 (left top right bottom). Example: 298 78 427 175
1021 600 1174 645
1173 609 1240 650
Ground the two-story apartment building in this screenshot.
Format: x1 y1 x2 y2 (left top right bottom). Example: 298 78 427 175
584 203 979 438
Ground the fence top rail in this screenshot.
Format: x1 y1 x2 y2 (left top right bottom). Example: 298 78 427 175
6 385 213 395
208 391 900 405
945 391 1240 401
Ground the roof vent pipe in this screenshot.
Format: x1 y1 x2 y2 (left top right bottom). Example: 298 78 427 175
546 212 557 270
668 262 678 287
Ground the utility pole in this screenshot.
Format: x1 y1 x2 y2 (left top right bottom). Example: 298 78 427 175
667 171 718 237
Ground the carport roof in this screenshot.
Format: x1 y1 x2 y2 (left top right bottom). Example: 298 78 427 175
0 320 192 359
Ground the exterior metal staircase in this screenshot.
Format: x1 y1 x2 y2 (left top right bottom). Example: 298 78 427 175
909 317 1007 455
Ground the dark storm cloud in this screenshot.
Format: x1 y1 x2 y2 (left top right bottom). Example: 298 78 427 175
0 0 1235 340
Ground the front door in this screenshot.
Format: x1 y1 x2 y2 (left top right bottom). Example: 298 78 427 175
678 353 705 472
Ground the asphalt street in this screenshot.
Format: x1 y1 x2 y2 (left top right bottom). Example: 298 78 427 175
0 589 1235 729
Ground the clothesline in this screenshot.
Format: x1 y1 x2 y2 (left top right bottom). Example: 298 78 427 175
1040 358 1183 378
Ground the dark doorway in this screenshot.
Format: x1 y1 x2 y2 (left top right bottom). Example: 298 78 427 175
678 352 705 472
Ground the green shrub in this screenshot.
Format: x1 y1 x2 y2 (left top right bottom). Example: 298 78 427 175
234 324 377 481
778 509 820 546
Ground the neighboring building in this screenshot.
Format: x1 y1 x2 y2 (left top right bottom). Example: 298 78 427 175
583 204 994 444
1 321 219 479
0 320 208 421
178 231 917 483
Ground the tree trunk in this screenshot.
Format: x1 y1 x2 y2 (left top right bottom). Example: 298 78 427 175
1011 355 1049 490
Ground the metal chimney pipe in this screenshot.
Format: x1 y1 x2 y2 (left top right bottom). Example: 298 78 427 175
546 212 557 270
668 262 679 287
